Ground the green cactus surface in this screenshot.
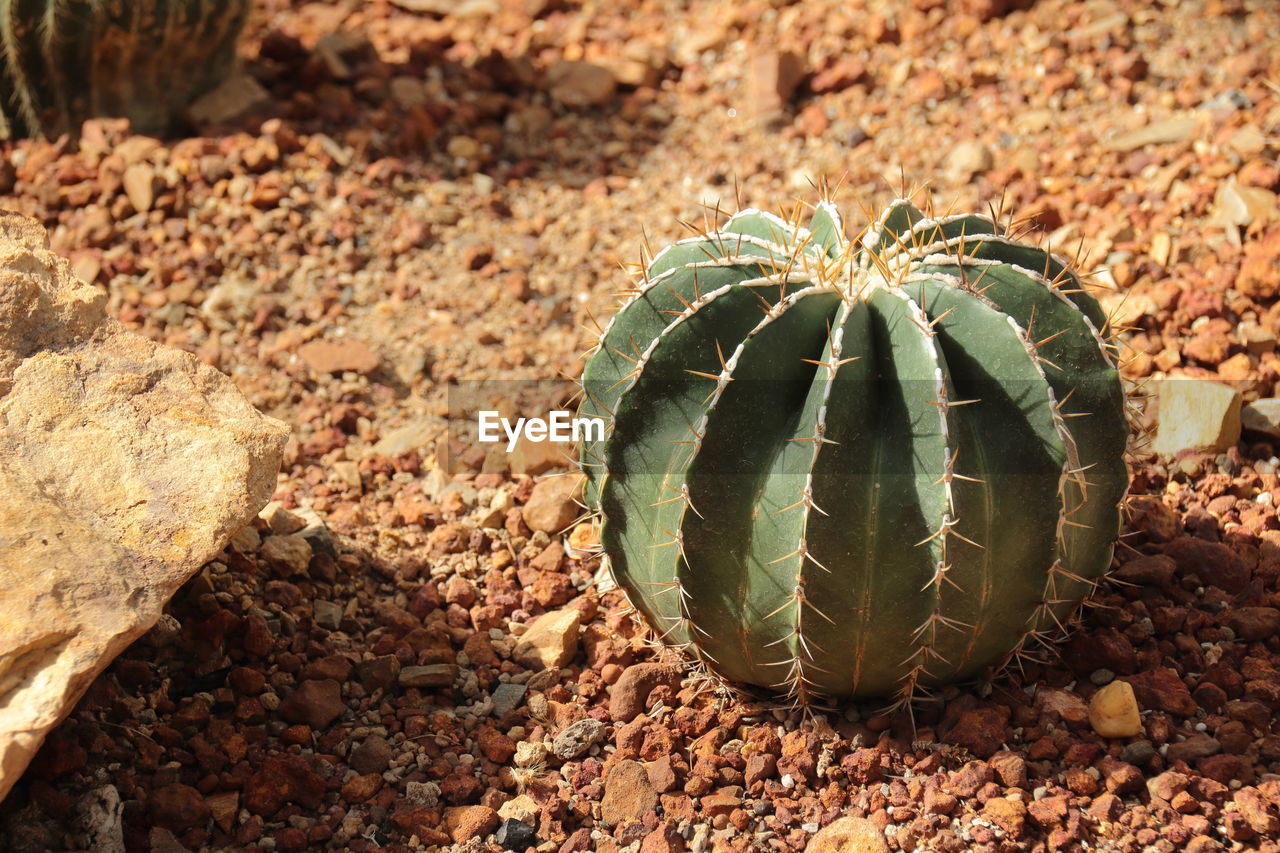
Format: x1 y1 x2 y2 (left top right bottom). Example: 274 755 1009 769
0 0 249 139
578 197 1129 704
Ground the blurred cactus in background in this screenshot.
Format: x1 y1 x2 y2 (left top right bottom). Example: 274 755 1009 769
0 0 250 138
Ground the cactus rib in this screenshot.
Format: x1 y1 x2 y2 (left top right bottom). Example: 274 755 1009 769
902 274 1066 684
600 278 808 649
806 199 846 259
913 254 1127 645
582 244 802 506
679 287 841 691
794 297 877 696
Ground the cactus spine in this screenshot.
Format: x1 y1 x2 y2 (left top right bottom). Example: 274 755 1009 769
578 197 1129 704
0 0 249 139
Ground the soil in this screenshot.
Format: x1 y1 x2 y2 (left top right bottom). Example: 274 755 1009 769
3 0 1280 852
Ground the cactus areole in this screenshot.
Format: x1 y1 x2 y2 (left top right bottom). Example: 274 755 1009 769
577 198 1129 704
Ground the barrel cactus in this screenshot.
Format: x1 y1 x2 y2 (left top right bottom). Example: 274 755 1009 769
0 0 250 139
578 197 1129 705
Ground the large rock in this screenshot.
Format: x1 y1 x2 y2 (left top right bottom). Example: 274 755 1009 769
0 214 287 802
1153 378 1241 455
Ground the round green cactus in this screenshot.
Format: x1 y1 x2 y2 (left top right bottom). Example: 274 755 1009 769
578 197 1129 704
0 0 250 139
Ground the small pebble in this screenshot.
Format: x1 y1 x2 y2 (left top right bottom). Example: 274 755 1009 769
1089 681 1143 738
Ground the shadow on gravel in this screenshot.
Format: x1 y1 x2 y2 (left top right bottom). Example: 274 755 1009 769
231 14 670 188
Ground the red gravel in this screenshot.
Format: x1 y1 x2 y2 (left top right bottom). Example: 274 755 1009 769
3 0 1280 852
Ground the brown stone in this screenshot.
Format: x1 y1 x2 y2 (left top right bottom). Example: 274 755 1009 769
1167 733 1221 764
243 754 326 816
640 824 687 853
260 534 312 577
1036 687 1089 724
298 338 380 374
1104 115 1202 152
1224 607 1280 641
522 474 582 533
399 664 459 687
983 797 1027 838
1234 787 1280 835
355 655 401 692
559 828 593 852
1027 794 1069 828
1112 554 1177 587
187 72 269 126
148 783 211 832
923 788 957 816
513 607 581 670
476 727 517 763
122 163 155 213
947 140 994 182
989 751 1027 789
349 735 393 775
547 61 616 108
810 57 866 93
340 773 382 804
745 751 778 787
443 805 500 842
804 815 890 853
278 679 346 729
746 51 804 118
206 791 238 833
700 792 740 817
779 729 819 782
941 707 1009 758
1123 668 1196 716
1163 537 1250 593
646 755 679 792
601 759 658 827
1238 228 1280 300
609 663 683 722
1147 770 1190 802
1127 495 1180 543
1098 757 1144 794
948 761 995 798
1088 792 1121 821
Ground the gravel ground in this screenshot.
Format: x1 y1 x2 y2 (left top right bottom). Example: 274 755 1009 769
3 0 1280 851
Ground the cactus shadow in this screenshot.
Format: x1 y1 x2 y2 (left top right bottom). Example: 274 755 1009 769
234 14 670 187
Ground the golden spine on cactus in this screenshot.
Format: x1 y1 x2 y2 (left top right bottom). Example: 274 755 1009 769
577 196 1129 704
0 0 250 139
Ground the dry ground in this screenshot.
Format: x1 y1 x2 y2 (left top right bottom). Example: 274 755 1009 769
3 0 1280 851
